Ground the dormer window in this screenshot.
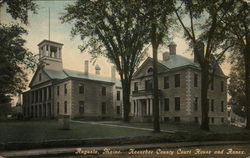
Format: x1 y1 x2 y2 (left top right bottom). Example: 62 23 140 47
147 67 153 74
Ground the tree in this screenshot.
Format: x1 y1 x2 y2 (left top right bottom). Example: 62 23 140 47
221 0 250 129
0 0 37 24
0 1 37 105
175 0 234 130
228 58 247 118
61 0 150 122
141 0 175 132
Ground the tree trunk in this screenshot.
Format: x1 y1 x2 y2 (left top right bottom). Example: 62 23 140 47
244 33 250 130
200 63 210 131
150 0 160 132
194 41 210 131
152 43 160 132
122 79 131 122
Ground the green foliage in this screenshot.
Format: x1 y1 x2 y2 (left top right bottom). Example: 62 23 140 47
0 0 37 24
0 0 37 105
221 1 249 62
61 0 148 74
61 0 158 122
228 57 247 118
0 24 36 104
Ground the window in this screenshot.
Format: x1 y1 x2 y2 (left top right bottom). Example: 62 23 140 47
48 87 51 99
35 91 38 103
79 84 84 94
175 97 180 111
164 76 169 89
48 103 51 117
101 102 106 114
39 89 42 102
211 99 214 112
64 84 67 95
116 106 120 114
64 101 67 114
102 87 106 96
210 78 214 90
43 88 47 101
221 101 224 112
145 79 153 90
174 117 180 122
164 117 169 122
174 74 180 88
194 73 198 87
31 106 34 118
134 82 138 91
31 92 34 103
39 73 42 81
43 104 46 117
194 97 198 111
39 105 42 117
195 117 199 123
117 91 120 101
221 81 224 92
57 86 60 96
164 98 169 111
147 67 153 73
57 102 59 114
221 118 224 123
211 117 214 124
79 101 84 114
207 99 210 110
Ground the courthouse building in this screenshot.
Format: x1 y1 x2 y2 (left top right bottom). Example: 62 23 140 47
22 40 122 119
130 42 227 124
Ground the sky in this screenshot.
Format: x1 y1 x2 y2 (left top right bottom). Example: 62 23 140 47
1 0 231 98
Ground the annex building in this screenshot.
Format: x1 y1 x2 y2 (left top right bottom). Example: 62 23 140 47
130 42 227 124
22 40 122 119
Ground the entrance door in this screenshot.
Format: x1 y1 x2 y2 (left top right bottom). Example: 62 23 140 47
141 99 147 116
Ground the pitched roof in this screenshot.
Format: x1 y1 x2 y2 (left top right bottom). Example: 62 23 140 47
158 54 200 69
42 69 122 87
63 69 114 82
43 69 68 79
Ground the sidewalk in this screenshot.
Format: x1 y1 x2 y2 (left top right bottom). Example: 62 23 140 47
1 141 249 157
71 120 177 133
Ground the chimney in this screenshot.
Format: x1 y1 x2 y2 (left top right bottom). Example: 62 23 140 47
111 65 116 82
168 41 177 55
162 51 170 61
84 60 89 75
95 64 101 75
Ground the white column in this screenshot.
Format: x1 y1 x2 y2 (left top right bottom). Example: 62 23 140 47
150 99 153 116
43 45 46 56
146 99 149 116
59 48 61 58
48 45 51 57
135 100 138 116
137 100 139 116
46 87 49 100
56 47 59 58
138 100 141 116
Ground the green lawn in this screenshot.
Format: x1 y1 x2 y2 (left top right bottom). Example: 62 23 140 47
99 121 245 133
0 120 153 143
0 120 247 144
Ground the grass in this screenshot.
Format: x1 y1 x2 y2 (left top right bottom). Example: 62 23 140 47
0 120 250 150
0 120 154 143
99 121 245 134
0 120 248 144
